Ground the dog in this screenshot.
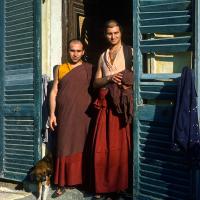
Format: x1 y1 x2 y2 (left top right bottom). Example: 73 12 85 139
30 152 54 200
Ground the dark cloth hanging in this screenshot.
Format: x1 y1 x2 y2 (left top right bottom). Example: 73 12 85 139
172 66 200 161
106 45 134 125
107 69 133 125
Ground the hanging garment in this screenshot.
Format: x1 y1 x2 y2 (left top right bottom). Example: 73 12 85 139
172 66 200 160
41 74 50 143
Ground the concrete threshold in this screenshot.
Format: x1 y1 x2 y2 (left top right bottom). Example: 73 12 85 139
0 187 31 200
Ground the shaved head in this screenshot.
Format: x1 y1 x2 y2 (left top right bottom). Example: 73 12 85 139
68 39 84 50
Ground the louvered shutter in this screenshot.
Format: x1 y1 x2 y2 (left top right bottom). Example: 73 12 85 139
0 0 41 181
133 0 194 199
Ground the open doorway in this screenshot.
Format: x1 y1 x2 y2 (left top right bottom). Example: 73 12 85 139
62 0 133 198
62 0 133 65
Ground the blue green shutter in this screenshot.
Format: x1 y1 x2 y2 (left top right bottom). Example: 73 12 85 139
133 0 194 199
0 0 41 181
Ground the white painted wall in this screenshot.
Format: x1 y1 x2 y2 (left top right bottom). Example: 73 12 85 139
41 0 62 156
42 0 62 79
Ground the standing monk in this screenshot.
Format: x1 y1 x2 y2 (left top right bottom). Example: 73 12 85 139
88 20 133 199
49 39 93 198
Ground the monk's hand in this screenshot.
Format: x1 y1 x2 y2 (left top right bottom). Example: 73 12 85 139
111 72 123 85
49 114 57 131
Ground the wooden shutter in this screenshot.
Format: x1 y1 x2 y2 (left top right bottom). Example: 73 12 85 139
133 0 194 199
0 0 41 181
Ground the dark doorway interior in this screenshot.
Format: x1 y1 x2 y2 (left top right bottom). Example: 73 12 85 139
62 0 132 66
82 0 133 65
62 2 133 197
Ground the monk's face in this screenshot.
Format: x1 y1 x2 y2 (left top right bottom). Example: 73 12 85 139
68 42 84 64
105 26 122 46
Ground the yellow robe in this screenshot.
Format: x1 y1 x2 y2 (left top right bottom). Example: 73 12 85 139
57 63 72 81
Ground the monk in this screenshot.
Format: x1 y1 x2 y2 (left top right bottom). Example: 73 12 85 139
87 20 133 200
49 39 93 198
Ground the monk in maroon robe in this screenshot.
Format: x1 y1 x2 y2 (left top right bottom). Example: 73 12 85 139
85 20 133 199
49 39 93 197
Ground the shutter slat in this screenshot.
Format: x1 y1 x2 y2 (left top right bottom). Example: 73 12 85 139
6 16 33 27
140 183 189 199
6 20 33 32
140 91 176 99
5 79 33 86
3 106 34 115
6 24 34 34
5 135 34 140
140 82 176 99
5 158 33 166
140 1 191 12
6 5 33 15
140 11 190 19
140 163 189 178
140 24 191 34
5 54 34 62
5 139 34 145
140 157 189 171
6 48 34 56
5 95 34 100
141 73 180 79
5 27 33 37
5 68 33 75
5 73 33 81
140 82 176 91
140 15 191 26
6 0 31 6
6 32 33 42
5 94 34 100
140 0 187 6
140 36 191 45
139 105 173 122
6 2 32 10
140 43 191 53
5 153 34 160
6 37 33 46
6 63 33 70
5 127 34 132
5 147 34 154
141 168 189 186
5 89 34 95
5 162 33 169
6 11 33 21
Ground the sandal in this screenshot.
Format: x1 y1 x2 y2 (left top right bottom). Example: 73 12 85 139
51 187 65 198
92 195 105 200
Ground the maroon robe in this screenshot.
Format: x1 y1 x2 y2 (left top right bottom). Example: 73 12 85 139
85 88 131 193
54 62 92 187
